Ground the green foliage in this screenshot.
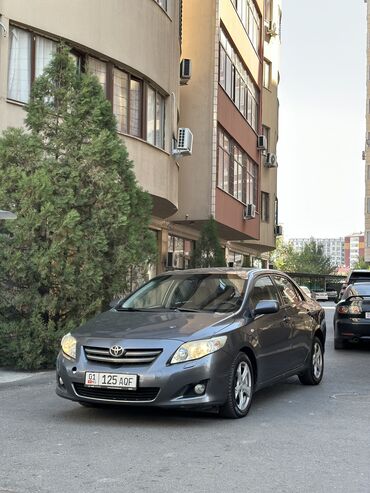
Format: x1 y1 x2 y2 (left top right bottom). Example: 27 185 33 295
191 217 225 268
272 238 334 275
0 47 156 370
353 258 370 270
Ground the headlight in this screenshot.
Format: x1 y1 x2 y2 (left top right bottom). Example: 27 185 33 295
61 333 77 360
170 336 227 364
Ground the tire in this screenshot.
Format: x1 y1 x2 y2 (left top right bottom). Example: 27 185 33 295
334 338 346 350
219 352 254 419
299 336 324 386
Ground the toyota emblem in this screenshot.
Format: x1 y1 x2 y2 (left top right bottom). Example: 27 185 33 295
109 345 124 357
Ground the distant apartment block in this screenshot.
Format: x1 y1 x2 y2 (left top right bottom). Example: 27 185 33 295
344 233 364 268
289 237 345 268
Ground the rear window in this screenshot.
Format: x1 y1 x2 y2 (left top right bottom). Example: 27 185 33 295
348 283 370 296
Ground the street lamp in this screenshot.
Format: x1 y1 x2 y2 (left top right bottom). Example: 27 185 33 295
0 210 17 220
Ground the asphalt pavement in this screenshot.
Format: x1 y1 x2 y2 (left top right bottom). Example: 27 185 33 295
1 303 370 493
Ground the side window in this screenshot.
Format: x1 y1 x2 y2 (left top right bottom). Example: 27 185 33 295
249 276 279 310
274 276 301 306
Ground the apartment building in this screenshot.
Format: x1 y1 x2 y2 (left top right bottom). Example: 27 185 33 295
290 237 345 268
0 0 281 273
169 0 281 269
344 233 365 268
0 0 181 274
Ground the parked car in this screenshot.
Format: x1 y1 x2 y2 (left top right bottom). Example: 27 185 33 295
334 282 370 349
338 269 370 301
312 290 329 302
326 289 338 301
300 286 312 298
56 268 326 419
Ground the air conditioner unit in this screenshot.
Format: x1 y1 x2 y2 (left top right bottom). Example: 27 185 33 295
180 59 192 84
274 225 283 236
257 135 267 151
173 128 193 156
265 153 277 168
266 20 278 37
243 203 256 220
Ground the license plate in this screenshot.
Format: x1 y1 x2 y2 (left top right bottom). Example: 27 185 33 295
84 372 137 390
365 313 370 319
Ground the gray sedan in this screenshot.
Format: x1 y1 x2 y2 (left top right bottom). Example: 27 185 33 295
56 268 326 418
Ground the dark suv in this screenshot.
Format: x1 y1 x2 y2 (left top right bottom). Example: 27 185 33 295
338 270 370 301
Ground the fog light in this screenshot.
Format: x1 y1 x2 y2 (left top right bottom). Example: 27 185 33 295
194 383 206 395
58 376 64 387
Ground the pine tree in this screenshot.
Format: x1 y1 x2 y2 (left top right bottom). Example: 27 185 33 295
192 217 225 268
0 47 156 369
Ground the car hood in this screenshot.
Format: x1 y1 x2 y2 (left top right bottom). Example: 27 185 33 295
73 309 234 342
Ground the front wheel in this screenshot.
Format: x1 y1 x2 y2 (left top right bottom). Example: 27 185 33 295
219 352 254 419
299 336 324 385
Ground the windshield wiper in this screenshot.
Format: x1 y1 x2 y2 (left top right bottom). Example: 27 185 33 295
115 307 152 312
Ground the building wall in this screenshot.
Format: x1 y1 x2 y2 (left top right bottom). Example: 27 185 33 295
0 0 181 222
175 0 270 248
365 0 370 261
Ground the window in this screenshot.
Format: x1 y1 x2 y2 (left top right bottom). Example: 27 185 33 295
249 276 279 310
262 125 270 151
264 0 273 24
219 29 259 131
8 27 56 103
168 234 194 270
274 276 301 306
218 126 258 205
367 198 370 214
261 192 270 222
367 165 370 180
88 56 107 95
8 25 166 148
263 59 271 89
232 0 261 52
147 87 165 148
113 68 129 134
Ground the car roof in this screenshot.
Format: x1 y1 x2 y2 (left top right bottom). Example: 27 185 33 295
160 267 288 278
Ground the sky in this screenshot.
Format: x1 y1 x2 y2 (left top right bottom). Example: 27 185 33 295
278 0 367 240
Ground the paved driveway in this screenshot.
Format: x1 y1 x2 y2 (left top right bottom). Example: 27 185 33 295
1 303 370 493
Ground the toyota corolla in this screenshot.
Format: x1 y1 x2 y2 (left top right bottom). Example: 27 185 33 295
56 268 326 418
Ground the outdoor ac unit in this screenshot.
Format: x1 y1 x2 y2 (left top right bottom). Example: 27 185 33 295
275 225 283 236
266 21 278 37
173 128 193 156
265 153 277 168
180 59 192 84
243 203 256 220
257 135 267 151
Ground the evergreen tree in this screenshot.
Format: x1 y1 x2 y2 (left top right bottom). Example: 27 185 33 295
192 217 225 268
0 47 156 369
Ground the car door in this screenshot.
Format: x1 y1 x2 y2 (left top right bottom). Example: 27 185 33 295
273 275 312 369
248 275 293 383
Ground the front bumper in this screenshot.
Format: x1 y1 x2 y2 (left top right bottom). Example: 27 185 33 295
56 347 233 409
335 318 370 341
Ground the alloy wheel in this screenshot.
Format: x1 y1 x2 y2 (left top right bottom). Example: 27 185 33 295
312 341 323 379
234 361 252 412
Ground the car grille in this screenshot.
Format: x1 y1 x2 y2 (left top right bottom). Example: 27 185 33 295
73 383 160 402
84 346 162 365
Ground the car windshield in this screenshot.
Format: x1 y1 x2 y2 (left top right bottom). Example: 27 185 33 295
346 283 370 297
118 273 247 313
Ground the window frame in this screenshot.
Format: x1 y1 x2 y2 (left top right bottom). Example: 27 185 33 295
7 24 167 149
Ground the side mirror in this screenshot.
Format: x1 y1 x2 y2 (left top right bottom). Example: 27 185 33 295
109 298 121 309
254 300 280 316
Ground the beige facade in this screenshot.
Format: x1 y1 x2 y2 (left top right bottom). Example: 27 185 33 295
365 0 370 261
173 0 281 268
0 0 181 272
0 0 281 272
